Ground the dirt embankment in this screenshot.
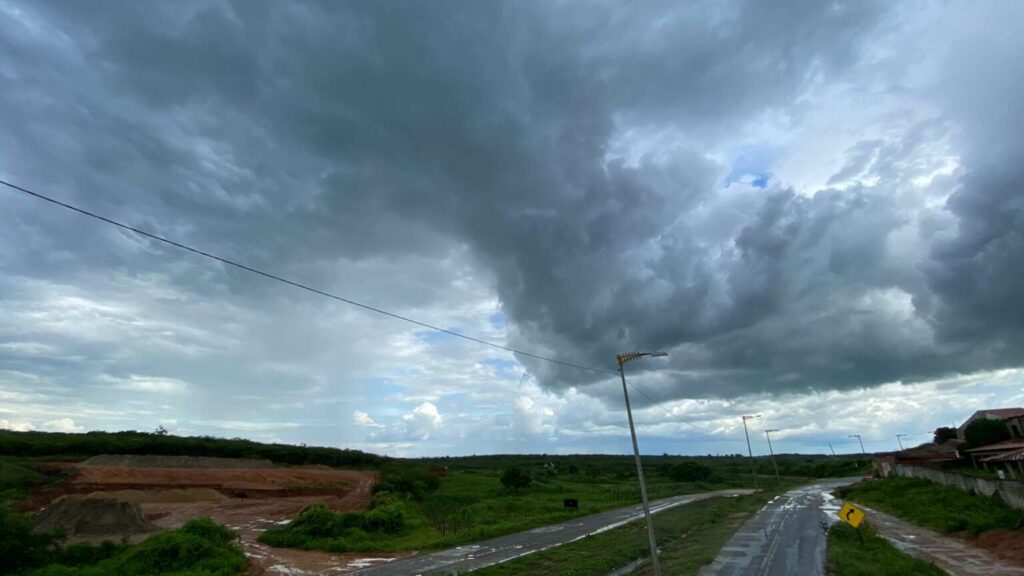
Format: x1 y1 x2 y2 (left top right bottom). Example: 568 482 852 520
27 456 388 574
968 529 1024 568
34 497 157 537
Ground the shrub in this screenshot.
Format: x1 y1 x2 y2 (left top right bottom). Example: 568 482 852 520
373 463 442 500
500 467 532 492
259 497 411 551
964 419 1011 449
0 507 63 574
665 461 714 482
110 520 246 576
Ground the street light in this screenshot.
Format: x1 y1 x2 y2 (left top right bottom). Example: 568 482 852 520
741 414 762 489
896 434 908 451
848 434 866 455
764 428 781 481
616 350 668 576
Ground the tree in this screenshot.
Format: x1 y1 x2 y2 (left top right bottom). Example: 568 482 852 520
500 467 532 492
963 419 1011 449
666 461 713 482
933 427 958 444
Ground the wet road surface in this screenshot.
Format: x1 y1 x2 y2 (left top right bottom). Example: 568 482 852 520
353 488 753 575
699 478 860 576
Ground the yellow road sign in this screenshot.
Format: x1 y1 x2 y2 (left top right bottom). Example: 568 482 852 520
838 502 865 528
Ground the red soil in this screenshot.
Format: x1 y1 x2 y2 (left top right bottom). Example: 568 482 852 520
28 461 402 574
971 529 1024 568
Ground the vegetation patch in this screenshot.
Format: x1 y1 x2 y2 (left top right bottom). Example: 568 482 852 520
827 522 947 576
0 429 381 468
472 486 798 576
1 513 245 576
259 492 413 552
837 478 1021 535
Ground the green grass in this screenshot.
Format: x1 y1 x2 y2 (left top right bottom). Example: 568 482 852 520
261 466 792 553
472 485 799 576
0 458 47 504
838 478 1021 535
827 523 947 576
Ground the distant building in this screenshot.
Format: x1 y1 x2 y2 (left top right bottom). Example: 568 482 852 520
874 439 963 477
957 407 1024 440
965 439 1024 478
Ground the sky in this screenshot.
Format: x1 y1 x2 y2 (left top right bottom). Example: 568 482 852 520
1 1 1023 458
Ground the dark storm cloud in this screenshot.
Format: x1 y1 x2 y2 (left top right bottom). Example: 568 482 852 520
2 0 1021 405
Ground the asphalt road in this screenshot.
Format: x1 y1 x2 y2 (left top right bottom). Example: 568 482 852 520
699 477 860 576
354 488 752 575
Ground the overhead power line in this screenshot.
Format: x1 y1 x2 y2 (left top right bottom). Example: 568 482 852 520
3 178 739 442
2 178 615 375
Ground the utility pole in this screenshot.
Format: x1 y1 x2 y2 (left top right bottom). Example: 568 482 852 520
742 414 762 489
764 429 781 481
848 434 866 455
896 434 907 451
616 351 668 576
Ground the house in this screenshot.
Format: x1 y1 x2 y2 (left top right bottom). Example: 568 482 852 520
979 447 1024 479
958 407 1024 439
965 439 1024 479
874 439 962 477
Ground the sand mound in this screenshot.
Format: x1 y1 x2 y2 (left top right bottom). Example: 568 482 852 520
81 455 275 469
82 488 227 504
33 496 157 537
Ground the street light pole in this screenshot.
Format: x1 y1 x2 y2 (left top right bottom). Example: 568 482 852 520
764 429 781 481
742 414 762 489
616 350 668 576
896 434 907 451
848 434 866 455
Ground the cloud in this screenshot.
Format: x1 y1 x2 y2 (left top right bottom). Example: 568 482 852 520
41 417 82 432
401 402 444 441
0 420 35 432
0 1 1023 456
100 375 189 394
353 411 383 429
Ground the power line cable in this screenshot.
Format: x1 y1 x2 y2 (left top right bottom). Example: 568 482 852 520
2 179 616 375
4 178 741 443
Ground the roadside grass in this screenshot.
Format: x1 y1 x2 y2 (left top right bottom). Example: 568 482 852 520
471 486 798 576
261 466 799 553
827 523 947 576
837 478 1021 535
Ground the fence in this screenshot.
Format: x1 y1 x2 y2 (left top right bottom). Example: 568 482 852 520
878 463 1024 511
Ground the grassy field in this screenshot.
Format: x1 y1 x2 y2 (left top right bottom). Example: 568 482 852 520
470 486 799 575
259 459 803 553
827 523 947 576
837 478 1021 535
258 451 868 554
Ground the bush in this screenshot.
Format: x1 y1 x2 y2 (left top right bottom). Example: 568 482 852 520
109 519 246 576
500 467 532 492
964 419 1011 449
0 507 63 574
259 496 411 551
665 461 714 482
9 517 244 576
373 463 441 500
